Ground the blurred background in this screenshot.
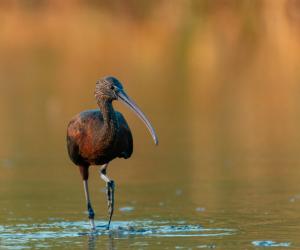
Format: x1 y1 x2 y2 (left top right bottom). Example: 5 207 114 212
1 0 300 249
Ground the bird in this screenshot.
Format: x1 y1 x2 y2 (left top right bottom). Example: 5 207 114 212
66 76 158 230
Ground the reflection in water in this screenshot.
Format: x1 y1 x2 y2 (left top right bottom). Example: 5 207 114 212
87 231 115 250
107 234 115 250
87 234 97 250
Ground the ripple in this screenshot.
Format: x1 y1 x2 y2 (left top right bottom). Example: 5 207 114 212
0 220 235 249
252 240 291 247
119 206 135 212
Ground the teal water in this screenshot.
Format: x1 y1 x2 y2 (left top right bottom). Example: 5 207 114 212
0 220 235 249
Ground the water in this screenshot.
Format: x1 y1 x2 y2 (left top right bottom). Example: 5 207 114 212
1 1 300 249
0 220 235 249
1 160 299 249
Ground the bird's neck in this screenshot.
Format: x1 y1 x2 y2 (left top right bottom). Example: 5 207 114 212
97 99 119 142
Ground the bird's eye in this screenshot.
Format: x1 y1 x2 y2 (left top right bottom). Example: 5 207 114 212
110 86 114 90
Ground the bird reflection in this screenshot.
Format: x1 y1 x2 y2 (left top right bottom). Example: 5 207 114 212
87 232 115 250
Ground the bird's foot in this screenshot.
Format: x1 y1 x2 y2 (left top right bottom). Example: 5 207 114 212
88 202 95 219
89 219 96 230
87 202 96 230
106 180 115 229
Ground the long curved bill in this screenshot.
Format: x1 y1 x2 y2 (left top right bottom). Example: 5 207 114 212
117 89 159 145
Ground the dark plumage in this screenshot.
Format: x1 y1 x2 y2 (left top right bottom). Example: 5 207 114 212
66 76 158 230
67 109 133 167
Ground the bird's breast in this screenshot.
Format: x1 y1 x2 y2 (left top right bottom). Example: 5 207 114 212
67 109 132 166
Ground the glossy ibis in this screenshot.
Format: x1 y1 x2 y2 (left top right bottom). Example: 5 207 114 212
66 76 158 230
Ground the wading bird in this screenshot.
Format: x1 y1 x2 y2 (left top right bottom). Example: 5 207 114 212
66 76 158 230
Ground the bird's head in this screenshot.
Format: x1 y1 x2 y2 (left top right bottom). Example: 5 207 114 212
95 76 158 145
95 76 123 101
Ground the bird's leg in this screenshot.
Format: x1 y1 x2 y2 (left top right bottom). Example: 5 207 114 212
99 164 115 230
83 180 96 230
80 166 96 230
